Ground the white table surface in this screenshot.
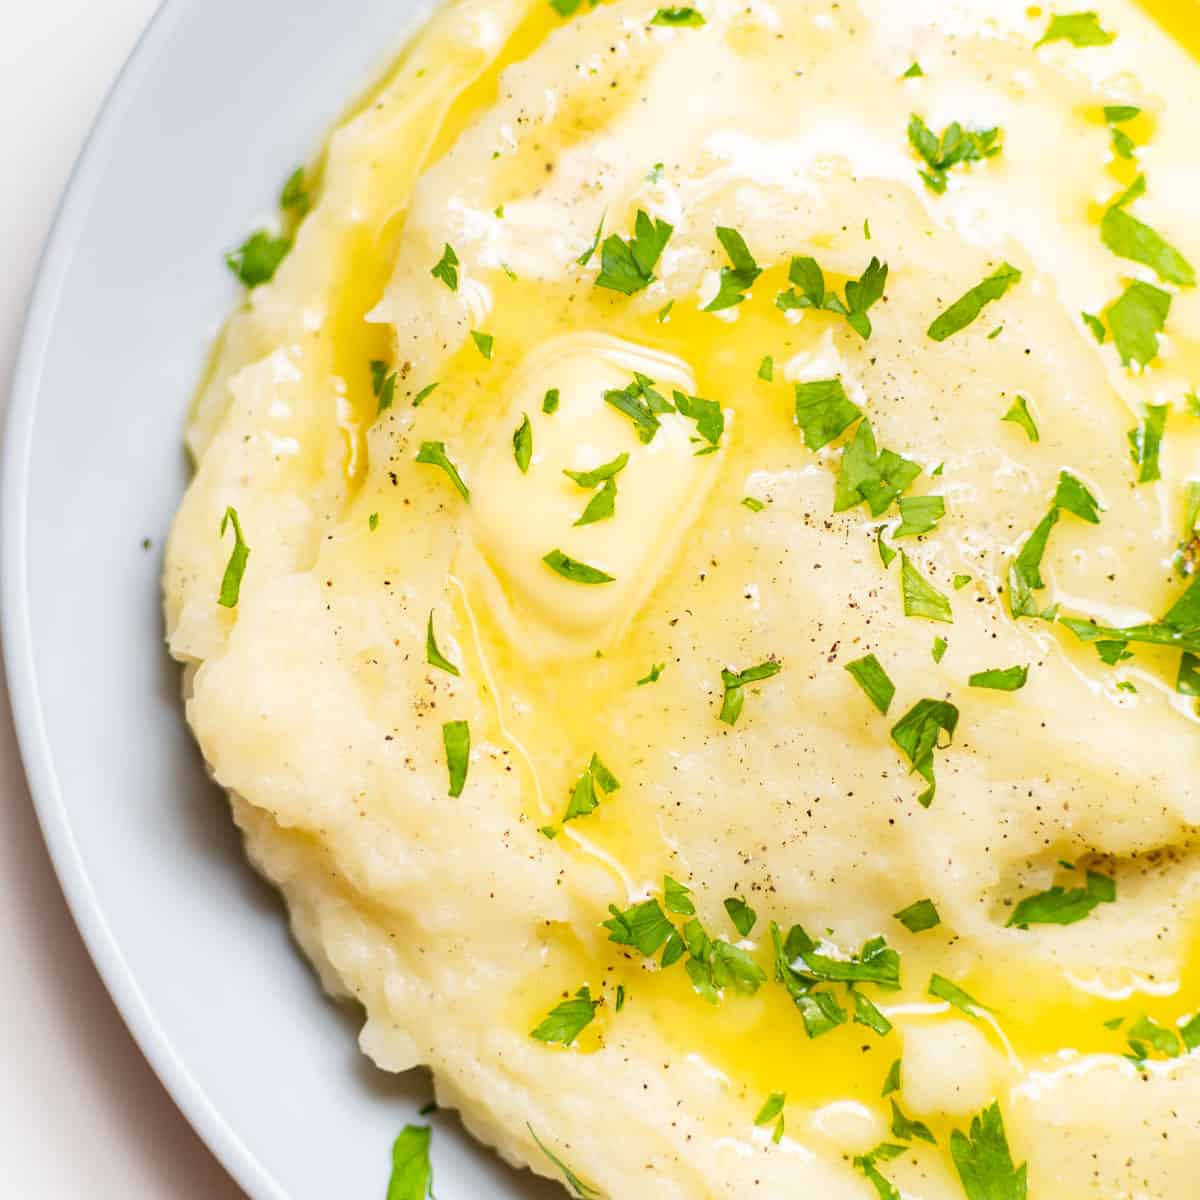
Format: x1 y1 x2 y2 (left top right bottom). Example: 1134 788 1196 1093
0 2 241 1194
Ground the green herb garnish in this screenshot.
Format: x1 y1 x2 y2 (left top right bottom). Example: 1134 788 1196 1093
595 209 673 295
1128 403 1167 482
217 506 250 608
1105 281 1170 368
1001 395 1039 442
225 230 291 288
894 899 941 933
776 255 888 339
431 242 460 291
543 549 615 584
704 227 761 311
895 495 946 538
513 414 533 473
651 6 705 25
386 1125 434 1200
442 721 470 797
1008 866 1115 927
1036 10 1115 47
901 553 953 623
927 263 1021 340
718 660 782 724
415 441 469 500
892 698 959 806
845 653 896 714
908 115 1002 193
426 612 460 676
950 1103 1028 1200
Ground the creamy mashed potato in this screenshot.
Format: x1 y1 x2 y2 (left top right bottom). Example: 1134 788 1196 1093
165 0 1200 1195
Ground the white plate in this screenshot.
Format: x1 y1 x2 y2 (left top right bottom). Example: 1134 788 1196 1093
0 2 555 1195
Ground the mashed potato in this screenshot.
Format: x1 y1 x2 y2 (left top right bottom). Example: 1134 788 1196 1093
165 0 1200 1195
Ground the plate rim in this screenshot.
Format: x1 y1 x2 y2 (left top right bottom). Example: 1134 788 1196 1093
0 2 284 1196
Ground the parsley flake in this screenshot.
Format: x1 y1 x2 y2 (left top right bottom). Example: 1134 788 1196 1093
793 378 862 450
225 230 290 288
637 662 665 685
718 660 782 725
280 167 310 217
950 1103 1028 1200
1001 395 1039 442
651 5 705 24
512 414 533 474
777 255 889 339
595 209 673 295
895 494 946 538
754 1093 786 1143
969 664 1029 691
664 875 696 916
758 355 774 381
908 115 1002 193
1128 403 1167 482
217 506 250 608
442 720 470 797
724 896 757 937
1105 281 1170 368
930 973 987 1017
1036 11 1115 48
426 612 460 676
543 388 560 414
415 441 469 501
1008 866 1115 927
543 549 614 584
901 553 953 623
894 898 941 933
836 422 922 516
704 227 762 311
527 1126 602 1199
563 753 620 822
386 1125 434 1200
928 263 1021 341
1101 176 1194 287
530 986 600 1045
470 330 494 359
892 698 959 806
1054 470 1102 522
371 360 397 412
430 242 460 291
845 653 896 715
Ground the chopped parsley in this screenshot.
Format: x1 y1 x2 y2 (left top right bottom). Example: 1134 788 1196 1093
637 662 665 685
882 1059 902 1097
1105 104 1141 160
758 355 774 381
793 377 862 450
754 1092 786 1143
1060 570 1200 660
1105 281 1171 368
836 423 922 516
969 665 1029 691
412 381 438 407
604 373 670 443
878 530 897 567
683 918 767 1002
776 255 888 339
442 721 470 797
895 494 946 538
903 61 924 78
894 898 940 933
651 6 705 25
604 898 676 957
1008 507 1060 620
908 115 1002 193
950 1103 1028 1200
742 496 765 512
929 973 986 1018
954 573 971 590
1126 1015 1181 1065
280 167 310 217
577 212 604 266
530 986 600 1045
563 753 620 822
595 209 673 295
1101 176 1194 287
664 875 696 915
1008 865 1115 927
369 512 379 531
225 230 291 288
932 636 948 663
575 478 617 526
217 506 250 608
470 330 494 359
527 1126 602 1199
927 263 1022 341
1054 470 1101 522
718 660 782 724
1001 395 1039 442
891 697 959 806
1128 403 1167 482
543 549 614 584
900 553 953 623
386 1125 434 1200
891 1099 936 1146
1036 10 1115 48
854 1144 905 1200
415 441 469 501
704 227 761 311
430 243 459 291
724 896 757 937
674 390 725 450
1082 311 1107 343
542 388 560 414
845 653 896 715
512 414 532 474
425 612 460 676
564 454 628 488
371 360 397 412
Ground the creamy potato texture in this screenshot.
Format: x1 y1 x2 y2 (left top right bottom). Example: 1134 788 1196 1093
165 0 1200 1195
